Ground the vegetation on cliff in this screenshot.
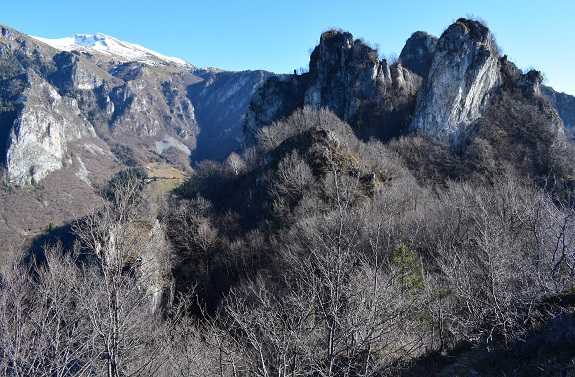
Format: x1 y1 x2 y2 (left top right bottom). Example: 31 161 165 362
2 18 575 376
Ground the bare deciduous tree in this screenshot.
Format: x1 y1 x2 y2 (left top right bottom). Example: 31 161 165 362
72 174 172 377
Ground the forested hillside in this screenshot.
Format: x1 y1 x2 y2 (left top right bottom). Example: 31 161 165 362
2 18 575 376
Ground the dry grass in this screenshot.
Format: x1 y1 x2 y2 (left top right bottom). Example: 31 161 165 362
0 137 118 265
144 162 188 196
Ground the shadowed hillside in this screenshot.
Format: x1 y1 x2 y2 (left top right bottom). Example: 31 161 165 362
1 18 575 376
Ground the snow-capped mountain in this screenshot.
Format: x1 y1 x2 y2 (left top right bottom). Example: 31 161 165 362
32 33 194 68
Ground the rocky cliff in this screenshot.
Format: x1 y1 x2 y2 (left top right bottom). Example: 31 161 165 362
399 31 437 78
410 18 501 143
6 70 96 184
542 86 575 134
244 29 422 142
243 73 308 142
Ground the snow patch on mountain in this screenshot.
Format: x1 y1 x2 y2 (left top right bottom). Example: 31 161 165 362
32 33 194 68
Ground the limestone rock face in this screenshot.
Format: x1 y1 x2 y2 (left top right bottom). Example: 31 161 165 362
411 19 501 143
399 31 438 78
135 219 175 312
51 51 106 90
96 219 175 312
6 70 95 184
543 86 575 134
306 31 380 122
244 30 422 140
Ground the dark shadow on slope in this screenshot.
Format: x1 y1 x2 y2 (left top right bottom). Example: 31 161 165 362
399 311 575 377
25 223 76 265
0 110 16 164
187 70 276 162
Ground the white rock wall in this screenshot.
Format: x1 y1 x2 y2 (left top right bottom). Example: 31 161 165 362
411 20 501 143
6 70 95 184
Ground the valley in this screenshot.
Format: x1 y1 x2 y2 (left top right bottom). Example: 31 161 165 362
1 17 575 376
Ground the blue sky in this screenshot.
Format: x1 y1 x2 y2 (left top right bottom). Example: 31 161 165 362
2 1 574 95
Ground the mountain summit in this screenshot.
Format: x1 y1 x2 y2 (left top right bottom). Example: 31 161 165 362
245 18 574 147
32 33 194 68
0 24 273 188
3 19 575 376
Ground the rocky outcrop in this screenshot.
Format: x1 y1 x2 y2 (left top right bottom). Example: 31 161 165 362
304 30 380 122
399 31 438 78
134 219 175 311
242 74 307 143
6 70 95 184
410 18 501 143
542 86 575 134
50 51 109 90
304 29 422 133
245 29 422 141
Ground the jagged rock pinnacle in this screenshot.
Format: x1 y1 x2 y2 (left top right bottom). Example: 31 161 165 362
410 18 501 143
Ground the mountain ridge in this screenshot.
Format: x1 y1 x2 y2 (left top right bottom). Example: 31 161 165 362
1 18 575 249
32 33 194 69
245 19 575 144
0 23 274 249
2 18 575 376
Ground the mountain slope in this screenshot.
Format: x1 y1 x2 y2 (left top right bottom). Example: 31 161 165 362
32 32 275 162
0 24 273 251
1 24 275 184
188 69 275 161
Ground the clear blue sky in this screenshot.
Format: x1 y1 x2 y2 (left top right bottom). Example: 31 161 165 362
2 1 574 95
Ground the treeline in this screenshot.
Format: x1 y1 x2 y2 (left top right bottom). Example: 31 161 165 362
2 107 575 376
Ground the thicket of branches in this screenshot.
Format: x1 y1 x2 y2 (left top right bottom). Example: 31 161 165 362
2 105 575 376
